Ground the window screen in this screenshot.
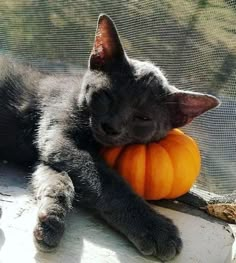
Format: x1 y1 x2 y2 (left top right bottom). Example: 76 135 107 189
0 0 235 196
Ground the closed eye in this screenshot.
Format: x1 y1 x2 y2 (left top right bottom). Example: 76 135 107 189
90 89 113 115
102 89 113 101
133 115 152 121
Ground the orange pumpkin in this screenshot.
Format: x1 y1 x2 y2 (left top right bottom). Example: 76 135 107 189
101 129 201 200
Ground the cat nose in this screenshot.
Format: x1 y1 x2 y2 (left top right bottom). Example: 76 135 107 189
101 122 121 136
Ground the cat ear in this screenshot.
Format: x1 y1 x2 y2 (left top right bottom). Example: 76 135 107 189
166 91 220 127
89 14 125 71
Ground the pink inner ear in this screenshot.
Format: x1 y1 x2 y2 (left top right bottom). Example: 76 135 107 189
92 32 105 63
176 93 220 117
97 19 117 58
167 92 220 128
90 15 124 70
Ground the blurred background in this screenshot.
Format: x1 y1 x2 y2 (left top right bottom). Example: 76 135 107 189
0 0 235 195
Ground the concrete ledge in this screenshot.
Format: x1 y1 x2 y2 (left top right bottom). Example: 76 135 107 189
0 164 235 263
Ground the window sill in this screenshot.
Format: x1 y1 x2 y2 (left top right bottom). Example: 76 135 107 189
0 164 235 263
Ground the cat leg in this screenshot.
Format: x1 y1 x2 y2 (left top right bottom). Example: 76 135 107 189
41 139 182 261
36 122 182 260
31 164 75 251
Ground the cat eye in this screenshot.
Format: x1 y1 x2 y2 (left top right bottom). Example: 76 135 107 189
102 89 113 101
133 115 152 122
89 89 114 116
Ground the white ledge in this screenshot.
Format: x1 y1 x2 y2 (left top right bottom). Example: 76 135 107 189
0 164 235 263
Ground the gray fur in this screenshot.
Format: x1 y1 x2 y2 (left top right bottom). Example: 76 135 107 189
0 14 220 261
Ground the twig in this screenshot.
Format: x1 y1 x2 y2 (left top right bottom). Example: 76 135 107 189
0 192 11 197
0 198 13 203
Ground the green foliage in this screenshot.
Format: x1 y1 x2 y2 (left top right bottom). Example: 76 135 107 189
0 0 235 95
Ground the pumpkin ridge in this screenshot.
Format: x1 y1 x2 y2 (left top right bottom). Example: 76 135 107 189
158 142 175 198
161 138 199 198
168 137 198 171
114 146 127 169
144 143 148 198
114 146 132 184
166 135 199 170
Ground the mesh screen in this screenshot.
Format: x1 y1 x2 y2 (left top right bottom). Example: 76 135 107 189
0 0 235 195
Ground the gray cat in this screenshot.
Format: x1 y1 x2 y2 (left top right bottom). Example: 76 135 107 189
0 14 219 261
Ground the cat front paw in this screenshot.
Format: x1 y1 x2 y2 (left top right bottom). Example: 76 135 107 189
33 205 65 251
129 213 182 261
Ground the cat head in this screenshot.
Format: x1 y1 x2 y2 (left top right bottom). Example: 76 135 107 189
81 14 220 146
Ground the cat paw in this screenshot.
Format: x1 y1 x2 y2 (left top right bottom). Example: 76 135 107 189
33 206 65 251
129 214 182 261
